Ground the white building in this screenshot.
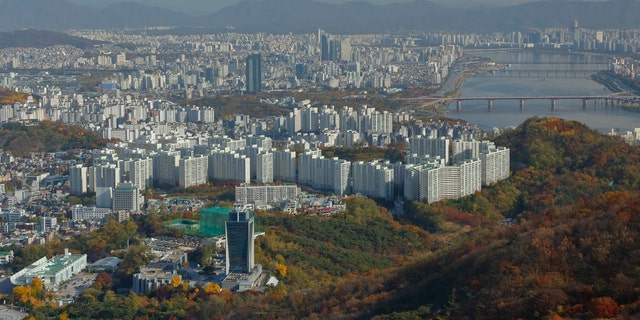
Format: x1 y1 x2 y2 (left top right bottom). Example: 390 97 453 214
351 160 395 200
88 164 120 192
71 205 112 222
409 136 450 164
235 184 300 206
208 150 250 183
298 150 322 186
178 156 208 188
404 163 440 203
69 164 87 195
403 159 482 204
120 158 154 191
255 152 274 184
10 249 87 290
153 151 180 187
273 149 297 182
481 146 510 185
439 159 482 201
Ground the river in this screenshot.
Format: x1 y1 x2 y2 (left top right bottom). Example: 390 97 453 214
448 50 640 133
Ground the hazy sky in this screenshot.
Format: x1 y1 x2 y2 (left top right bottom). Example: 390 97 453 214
67 0 550 15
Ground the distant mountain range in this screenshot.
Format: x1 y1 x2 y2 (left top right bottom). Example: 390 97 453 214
0 0 639 34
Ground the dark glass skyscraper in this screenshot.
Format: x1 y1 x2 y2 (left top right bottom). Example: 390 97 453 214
321 34 330 61
245 53 262 93
225 208 255 274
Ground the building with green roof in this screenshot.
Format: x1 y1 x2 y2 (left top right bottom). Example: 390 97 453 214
10 249 87 290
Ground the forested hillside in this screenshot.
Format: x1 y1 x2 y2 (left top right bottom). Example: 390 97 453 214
0 121 110 155
0 87 28 105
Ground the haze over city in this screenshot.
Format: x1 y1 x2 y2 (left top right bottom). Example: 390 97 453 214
65 0 606 15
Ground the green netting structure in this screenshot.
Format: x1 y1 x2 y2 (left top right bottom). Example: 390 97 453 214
199 207 230 237
166 219 200 236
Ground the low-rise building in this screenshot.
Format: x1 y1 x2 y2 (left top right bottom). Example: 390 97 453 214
10 249 87 290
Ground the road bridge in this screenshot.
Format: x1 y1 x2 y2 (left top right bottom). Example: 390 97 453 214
402 92 640 111
486 69 607 78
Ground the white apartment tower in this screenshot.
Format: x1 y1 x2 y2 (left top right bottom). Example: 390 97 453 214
255 152 274 184
403 164 440 203
352 160 395 200
208 150 250 183
88 164 120 192
235 184 300 206
153 151 180 187
69 164 87 195
179 156 209 188
481 147 510 185
120 158 153 191
298 150 322 186
273 149 297 183
409 136 450 164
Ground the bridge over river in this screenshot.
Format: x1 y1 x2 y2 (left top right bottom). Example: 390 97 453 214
402 92 640 111
485 62 610 78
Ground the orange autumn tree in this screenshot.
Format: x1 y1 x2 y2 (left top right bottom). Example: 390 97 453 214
0 88 28 105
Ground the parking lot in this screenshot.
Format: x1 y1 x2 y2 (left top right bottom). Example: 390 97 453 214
56 272 96 298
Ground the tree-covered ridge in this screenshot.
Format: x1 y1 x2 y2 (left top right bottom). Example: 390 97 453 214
254 196 435 290
321 144 406 163
0 87 28 105
178 95 290 120
0 29 106 49
0 121 110 155
495 116 640 186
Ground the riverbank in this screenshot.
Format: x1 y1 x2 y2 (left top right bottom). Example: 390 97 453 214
591 71 640 94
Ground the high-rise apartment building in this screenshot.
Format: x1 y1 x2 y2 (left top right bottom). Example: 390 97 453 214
120 158 153 191
69 164 87 195
208 150 250 183
481 147 510 185
225 208 255 274
153 151 180 187
351 160 395 200
255 152 274 184
178 156 208 189
409 136 450 164
245 53 262 93
88 164 120 192
340 38 352 62
273 149 297 183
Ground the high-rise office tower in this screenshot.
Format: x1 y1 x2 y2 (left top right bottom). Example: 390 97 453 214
340 38 352 62
225 208 255 274
112 182 144 212
245 53 262 93
329 39 340 61
321 34 330 61
572 19 580 43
